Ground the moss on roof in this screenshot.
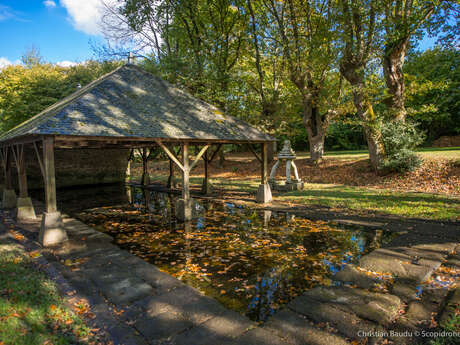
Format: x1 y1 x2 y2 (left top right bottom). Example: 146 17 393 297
0 64 274 143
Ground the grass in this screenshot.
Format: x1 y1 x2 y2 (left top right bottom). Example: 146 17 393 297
0 240 96 345
278 184 460 221
295 146 460 160
134 147 460 221
429 313 460 345
143 175 460 221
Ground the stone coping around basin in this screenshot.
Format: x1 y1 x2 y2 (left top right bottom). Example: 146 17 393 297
1 198 458 345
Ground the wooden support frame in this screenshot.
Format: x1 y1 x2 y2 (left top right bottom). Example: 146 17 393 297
247 144 262 163
11 144 28 198
0 147 12 189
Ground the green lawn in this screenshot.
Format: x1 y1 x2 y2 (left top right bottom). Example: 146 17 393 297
0 240 97 345
138 147 460 221
278 183 460 221
142 175 460 221
294 146 460 160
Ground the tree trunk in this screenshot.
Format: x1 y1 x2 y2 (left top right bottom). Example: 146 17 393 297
309 134 325 162
383 39 408 121
340 63 385 171
301 94 327 163
353 86 385 170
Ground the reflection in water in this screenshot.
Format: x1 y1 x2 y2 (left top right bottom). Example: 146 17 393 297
59 185 395 322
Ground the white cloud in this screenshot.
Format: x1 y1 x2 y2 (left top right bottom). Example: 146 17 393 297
56 60 78 67
0 57 21 69
59 0 106 35
0 57 12 68
43 1 57 9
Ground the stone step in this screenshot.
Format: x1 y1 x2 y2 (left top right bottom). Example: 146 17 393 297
288 294 380 341
359 248 440 283
301 286 402 326
333 264 383 289
264 309 350 345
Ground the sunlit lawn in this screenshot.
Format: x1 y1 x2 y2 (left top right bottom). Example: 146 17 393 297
0 240 96 345
144 174 460 221
295 146 460 160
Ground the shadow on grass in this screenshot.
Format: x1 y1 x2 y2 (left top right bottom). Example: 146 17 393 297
281 186 460 220
0 245 91 345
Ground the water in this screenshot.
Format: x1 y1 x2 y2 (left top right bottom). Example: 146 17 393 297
54 184 395 322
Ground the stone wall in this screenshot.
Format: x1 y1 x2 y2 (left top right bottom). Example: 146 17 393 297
11 148 130 190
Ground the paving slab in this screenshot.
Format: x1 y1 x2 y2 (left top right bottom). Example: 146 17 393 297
333 264 381 289
134 311 194 344
86 268 154 304
359 248 439 283
263 308 350 345
124 255 185 293
171 310 252 345
302 286 402 326
404 301 435 327
288 295 378 340
132 285 228 325
391 279 418 303
235 328 294 345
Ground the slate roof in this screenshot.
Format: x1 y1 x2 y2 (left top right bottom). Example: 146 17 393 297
0 64 274 143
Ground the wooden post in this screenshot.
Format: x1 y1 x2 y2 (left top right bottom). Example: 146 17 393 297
5 148 13 189
256 142 272 203
175 143 192 221
261 143 267 184
15 145 28 198
2 147 17 208
167 158 175 188
182 143 190 200
43 137 57 213
39 137 67 246
13 145 36 220
201 149 213 195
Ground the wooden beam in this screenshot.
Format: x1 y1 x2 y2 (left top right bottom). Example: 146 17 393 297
12 145 28 198
155 140 184 171
208 144 222 163
43 137 57 213
189 145 209 171
248 144 262 163
33 142 45 179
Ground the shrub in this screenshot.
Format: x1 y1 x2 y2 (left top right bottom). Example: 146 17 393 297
380 120 425 173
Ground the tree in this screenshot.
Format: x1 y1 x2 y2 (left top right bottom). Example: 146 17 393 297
337 0 385 170
381 0 458 121
0 59 121 133
405 47 460 142
259 0 343 162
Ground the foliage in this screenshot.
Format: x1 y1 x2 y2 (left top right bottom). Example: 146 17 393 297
405 47 460 143
326 121 367 151
380 120 425 172
0 59 122 133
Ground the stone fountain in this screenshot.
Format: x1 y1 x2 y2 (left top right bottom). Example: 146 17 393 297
269 140 304 191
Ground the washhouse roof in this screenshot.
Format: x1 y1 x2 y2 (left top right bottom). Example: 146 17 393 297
0 64 274 145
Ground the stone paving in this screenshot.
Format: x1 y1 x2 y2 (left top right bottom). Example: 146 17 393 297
1 201 458 345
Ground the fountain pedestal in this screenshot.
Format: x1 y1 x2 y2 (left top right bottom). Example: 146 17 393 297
269 140 304 191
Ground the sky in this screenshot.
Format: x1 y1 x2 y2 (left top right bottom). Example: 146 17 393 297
0 0 107 67
0 0 441 69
